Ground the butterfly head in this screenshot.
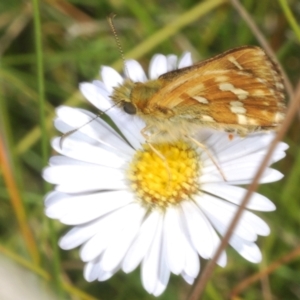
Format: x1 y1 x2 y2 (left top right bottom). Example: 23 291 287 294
111 79 138 115
123 102 137 115
111 78 167 117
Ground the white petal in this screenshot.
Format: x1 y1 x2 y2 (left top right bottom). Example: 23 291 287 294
197 194 270 238
207 209 257 244
178 52 192 68
44 192 70 219
80 83 145 150
46 190 134 225
258 169 284 183
44 191 66 208
182 235 200 278
91 79 107 90
221 154 274 169
122 210 161 273
272 142 288 163
80 203 144 263
181 272 195 285
206 219 262 263
49 155 88 167
124 59 147 82
198 132 261 161
44 165 127 193
164 207 185 275
103 110 145 150
51 137 127 169
98 269 117 281
79 219 120 262
200 164 282 184
166 54 178 71
229 235 262 263
203 133 278 166
84 258 101 282
201 183 275 211
43 164 124 185
181 201 214 259
152 244 170 297
59 217 110 250
55 180 126 194
101 66 123 93
80 205 137 260
100 204 146 271
226 169 284 185
141 214 167 294
211 228 227 267
203 153 267 172
84 258 120 282
55 106 133 156
79 82 112 112
149 54 168 79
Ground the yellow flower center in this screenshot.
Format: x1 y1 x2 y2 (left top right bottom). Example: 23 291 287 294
127 141 201 208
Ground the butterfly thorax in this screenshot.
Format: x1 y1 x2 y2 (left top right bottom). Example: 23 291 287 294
111 78 175 118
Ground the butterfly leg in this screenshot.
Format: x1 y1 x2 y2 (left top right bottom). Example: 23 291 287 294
188 136 227 181
228 133 234 141
141 126 172 185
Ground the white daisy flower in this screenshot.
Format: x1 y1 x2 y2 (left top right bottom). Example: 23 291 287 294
43 53 288 296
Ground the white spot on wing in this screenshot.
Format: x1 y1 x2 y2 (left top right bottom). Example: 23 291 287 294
219 83 249 100
231 106 247 114
252 89 266 97
274 112 285 123
215 75 229 82
202 115 215 122
219 83 234 91
236 90 249 100
257 49 265 56
205 70 230 75
228 56 243 70
237 114 248 125
256 78 266 84
269 89 275 96
276 82 284 90
248 118 259 125
194 83 205 90
192 96 209 104
230 101 244 107
237 115 258 125
230 101 246 114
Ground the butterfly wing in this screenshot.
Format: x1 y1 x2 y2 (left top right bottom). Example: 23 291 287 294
147 46 285 129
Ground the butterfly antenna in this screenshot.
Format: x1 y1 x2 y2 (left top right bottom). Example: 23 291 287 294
108 13 129 78
59 103 119 149
61 14 127 150
59 113 101 149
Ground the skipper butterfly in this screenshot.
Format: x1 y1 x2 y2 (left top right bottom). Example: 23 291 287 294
111 46 286 143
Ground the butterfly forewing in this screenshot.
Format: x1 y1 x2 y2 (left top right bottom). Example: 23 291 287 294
148 46 285 131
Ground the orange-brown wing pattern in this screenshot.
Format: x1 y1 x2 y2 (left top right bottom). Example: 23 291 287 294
148 46 285 128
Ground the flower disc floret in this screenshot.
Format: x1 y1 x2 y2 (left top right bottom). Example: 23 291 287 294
127 141 200 208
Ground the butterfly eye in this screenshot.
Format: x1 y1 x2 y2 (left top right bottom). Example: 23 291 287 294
123 102 137 115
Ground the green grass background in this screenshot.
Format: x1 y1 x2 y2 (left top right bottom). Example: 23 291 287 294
0 0 300 299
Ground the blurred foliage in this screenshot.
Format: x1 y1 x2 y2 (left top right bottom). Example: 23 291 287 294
0 0 300 299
